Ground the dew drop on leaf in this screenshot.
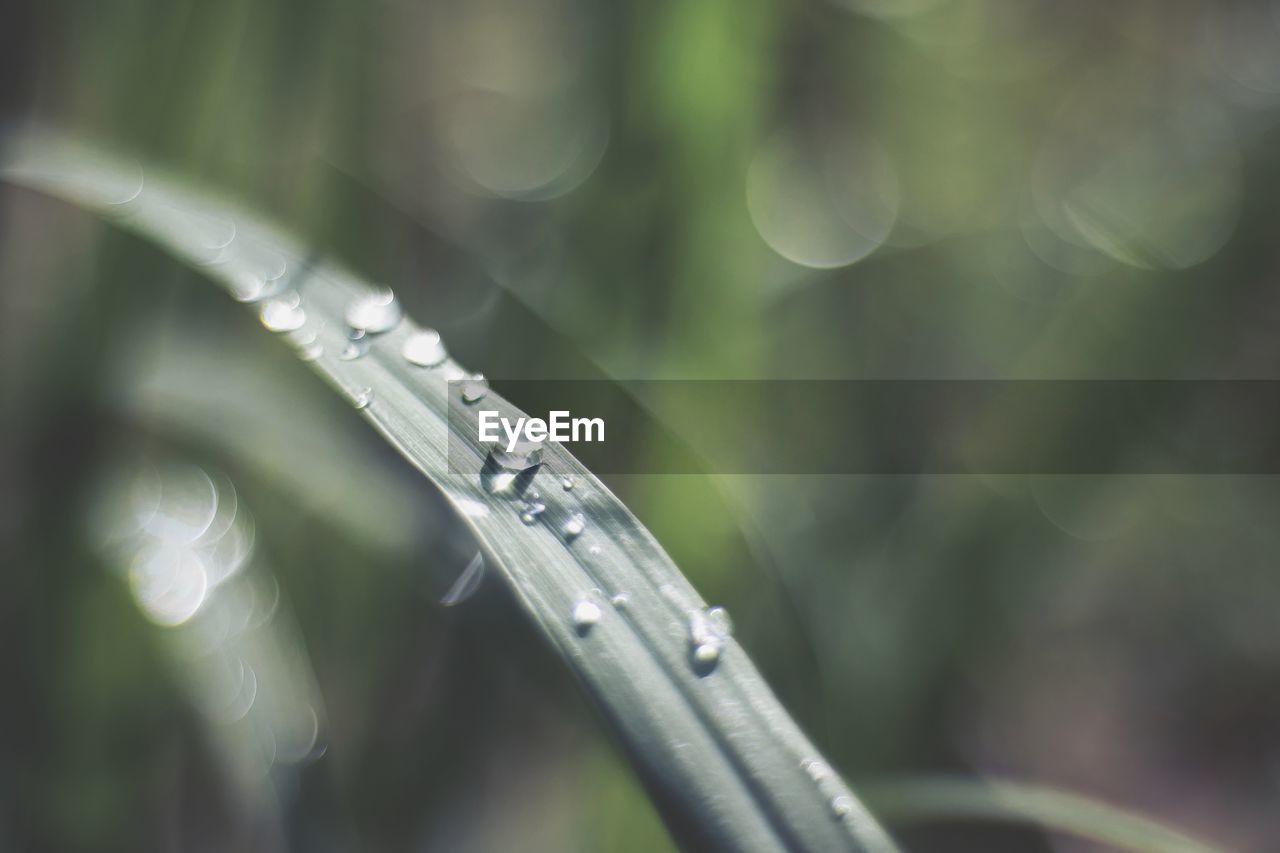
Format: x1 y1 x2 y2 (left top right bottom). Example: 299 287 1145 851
688 606 732 674
401 329 448 367
260 296 306 332
830 796 853 819
461 374 489 403
572 598 602 633
561 512 586 540
345 289 402 334
339 339 369 361
481 446 542 496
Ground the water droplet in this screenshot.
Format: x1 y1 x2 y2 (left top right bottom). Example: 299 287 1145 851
441 552 486 606
572 598 602 633
706 606 733 638
299 342 323 362
610 593 629 608
560 474 576 491
353 388 374 410
802 758 831 782
490 442 543 471
401 329 448 367
688 606 733 674
691 643 721 668
339 338 369 361
561 512 586 540
520 502 545 524
480 445 542 497
230 271 275 303
461 374 489 404
588 545 602 557
345 289 402 334
691 606 733 645
830 796 853 819
260 297 306 332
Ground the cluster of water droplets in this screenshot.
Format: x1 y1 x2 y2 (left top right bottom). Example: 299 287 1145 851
89 459 326 780
249 277 742 684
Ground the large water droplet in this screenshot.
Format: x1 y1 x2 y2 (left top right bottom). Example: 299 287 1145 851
441 552 486 606
461 374 489 404
480 445 542 497
572 598 602 633
561 512 586 540
260 296 306 332
402 329 449 367
345 289 402 334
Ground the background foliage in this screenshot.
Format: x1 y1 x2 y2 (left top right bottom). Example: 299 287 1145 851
2 1 1279 850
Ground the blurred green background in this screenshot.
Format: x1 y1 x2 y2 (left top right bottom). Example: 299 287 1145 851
2 0 1280 850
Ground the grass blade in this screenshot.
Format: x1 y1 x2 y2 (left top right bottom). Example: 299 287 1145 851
2 129 897 853
862 776 1223 853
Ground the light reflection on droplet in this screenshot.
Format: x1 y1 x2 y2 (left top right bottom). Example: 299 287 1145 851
345 289 402 335
561 512 586 540
688 606 733 674
402 329 449 367
340 336 370 361
461 374 489 403
260 296 307 333
572 598 603 633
